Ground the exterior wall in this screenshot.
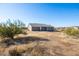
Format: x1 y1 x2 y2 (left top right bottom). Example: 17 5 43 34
31 27 54 31
32 27 40 31
28 25 32 31
41 27 47 31
28 25 54 31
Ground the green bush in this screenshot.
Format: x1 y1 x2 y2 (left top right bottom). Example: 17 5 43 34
0 19 25 39
64 27 79 36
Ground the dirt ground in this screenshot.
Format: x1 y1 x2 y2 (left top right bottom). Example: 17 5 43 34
26 31 79 56
0 31 79 56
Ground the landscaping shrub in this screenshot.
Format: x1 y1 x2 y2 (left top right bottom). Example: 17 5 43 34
0 19 25 39
64 27 79 36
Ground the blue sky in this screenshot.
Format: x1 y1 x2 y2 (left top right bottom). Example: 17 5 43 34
0 3 79 27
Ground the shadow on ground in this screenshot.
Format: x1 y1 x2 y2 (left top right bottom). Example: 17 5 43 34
1 36 49 47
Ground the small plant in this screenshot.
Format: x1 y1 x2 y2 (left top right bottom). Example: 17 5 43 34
23 42 50 56
8 42 49 56
0 19 25 39
64 27 79 36
9 47 26 56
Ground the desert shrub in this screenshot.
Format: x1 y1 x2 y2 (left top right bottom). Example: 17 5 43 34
9 48 22 56
23 42 50 56
0 19 25 39
8 42 50 56
64 27 79 36
9 47 26 56
25 45 48 56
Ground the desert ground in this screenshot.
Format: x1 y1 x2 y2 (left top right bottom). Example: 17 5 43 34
0 31 79 56
27 31 79 56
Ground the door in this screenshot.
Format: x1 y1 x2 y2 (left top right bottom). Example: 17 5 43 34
32 27 40 31
41 27 47 31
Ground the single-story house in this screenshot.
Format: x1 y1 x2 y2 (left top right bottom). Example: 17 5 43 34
72 26 79 29
28 23 55 31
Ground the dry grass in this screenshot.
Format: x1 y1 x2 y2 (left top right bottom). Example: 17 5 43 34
4 42 50 56
0 31 79 56
27 31 79 56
